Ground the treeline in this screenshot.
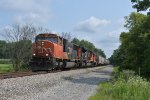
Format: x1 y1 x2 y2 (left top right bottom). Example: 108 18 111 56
72 38 106 58
109 0 150 78
0 24 37 72
0 40 10 59
0 25 106 72
0 39 33 71
0 38 106 59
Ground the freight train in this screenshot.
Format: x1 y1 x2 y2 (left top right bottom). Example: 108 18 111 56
29 33 109 71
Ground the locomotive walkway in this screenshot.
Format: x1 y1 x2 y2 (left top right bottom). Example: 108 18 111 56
0 65 113 100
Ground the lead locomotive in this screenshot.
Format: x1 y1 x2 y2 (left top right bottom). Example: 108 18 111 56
29 33 109 71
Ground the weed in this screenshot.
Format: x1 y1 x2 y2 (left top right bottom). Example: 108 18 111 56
89 68 150 100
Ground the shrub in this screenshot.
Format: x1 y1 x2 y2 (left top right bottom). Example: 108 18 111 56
89 69 150 100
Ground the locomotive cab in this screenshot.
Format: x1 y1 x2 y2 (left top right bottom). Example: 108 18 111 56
33 34 64 58
30 33 67 71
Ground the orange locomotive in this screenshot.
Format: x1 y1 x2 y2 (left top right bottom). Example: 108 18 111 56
30 33 99 71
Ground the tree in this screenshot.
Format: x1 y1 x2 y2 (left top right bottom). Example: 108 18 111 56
131 0 150 11
0 40 9 59
110 12 150 78
131 0 150 14
124 12 147 30
71 38 80 45
123 13 147 70
109 1 150 78
71 38 106 58
94 48 106 58
1 24 38 72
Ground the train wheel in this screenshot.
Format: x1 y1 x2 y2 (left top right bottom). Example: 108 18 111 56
79 62 82 67
47 57 56 70
63 60 67 67
61 60 67 70
55 61 61 70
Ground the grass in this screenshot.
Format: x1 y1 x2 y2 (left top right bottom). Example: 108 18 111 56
0 59 11 64
0 59 31 73
0 59 14 73
0 64 14 73
89 67 150 100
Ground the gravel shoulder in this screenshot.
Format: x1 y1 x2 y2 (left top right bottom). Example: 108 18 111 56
0 65 113 100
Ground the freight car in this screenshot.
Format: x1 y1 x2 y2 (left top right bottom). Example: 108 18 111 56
29 33 109 71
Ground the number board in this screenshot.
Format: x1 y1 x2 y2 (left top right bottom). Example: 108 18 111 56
37 34 57 37
48 34 57 37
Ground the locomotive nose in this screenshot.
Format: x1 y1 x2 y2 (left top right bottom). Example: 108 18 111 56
33 41 54 57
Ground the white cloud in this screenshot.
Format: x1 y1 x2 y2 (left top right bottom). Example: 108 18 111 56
75 16 111 33
0 0 52 24
0 0 50 12
96 29 124 58
73 18 126 58
14 12 51 24
108 29 124 39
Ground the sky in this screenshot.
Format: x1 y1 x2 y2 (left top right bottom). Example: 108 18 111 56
0 0 135 58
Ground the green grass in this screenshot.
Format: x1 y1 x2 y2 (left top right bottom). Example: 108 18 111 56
0 64 14 73
0 59 13 73
0 59 30 73
0 59 11 64
89 68 150 100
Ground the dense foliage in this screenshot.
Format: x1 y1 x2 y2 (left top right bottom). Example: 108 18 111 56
72 38 106 58
0 40 10 59
131 0 150 14
0 40 33 71
0 24 37 72
110 10 150 78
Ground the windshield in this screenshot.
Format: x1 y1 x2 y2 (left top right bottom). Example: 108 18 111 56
35 37 58 43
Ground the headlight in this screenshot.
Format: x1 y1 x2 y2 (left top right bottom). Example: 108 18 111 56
46 54 49 56
33 53 36 56
42 42 44 46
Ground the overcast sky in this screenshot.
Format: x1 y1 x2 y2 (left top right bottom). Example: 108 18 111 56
0 0 135 58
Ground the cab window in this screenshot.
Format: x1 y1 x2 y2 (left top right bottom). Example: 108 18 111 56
35 37 58 44
58 37 63 45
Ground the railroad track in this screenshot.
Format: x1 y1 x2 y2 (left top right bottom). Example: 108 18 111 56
0 71 48 79
0 66 105 80
0 69 73 79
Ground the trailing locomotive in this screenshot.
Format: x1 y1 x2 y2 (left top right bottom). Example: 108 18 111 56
29 33 109 71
